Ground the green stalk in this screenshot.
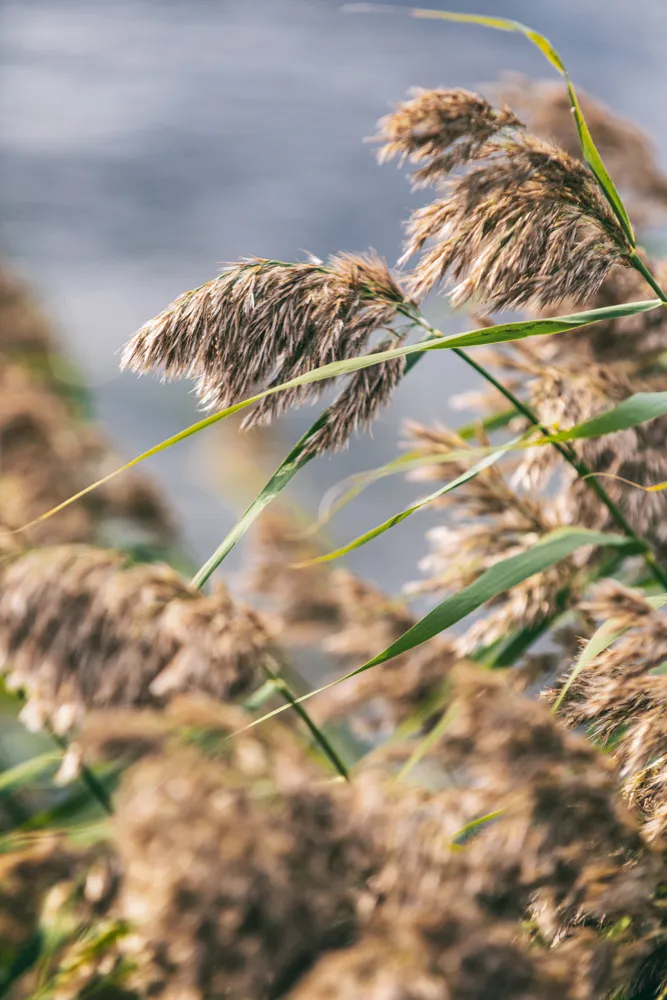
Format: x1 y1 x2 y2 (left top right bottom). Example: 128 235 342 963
261 663 350 780
629 251 667 304
48 730 113 816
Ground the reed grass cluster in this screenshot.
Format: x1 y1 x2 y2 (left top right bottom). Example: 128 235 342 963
5 9 667 1000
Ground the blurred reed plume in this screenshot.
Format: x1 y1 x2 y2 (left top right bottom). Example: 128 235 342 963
7 11 667 1000
0 545 279 736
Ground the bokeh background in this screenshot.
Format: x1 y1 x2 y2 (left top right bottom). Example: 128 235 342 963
3 0 667 594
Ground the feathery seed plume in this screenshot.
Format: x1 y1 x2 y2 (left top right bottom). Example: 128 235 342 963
497 75 667 223
553 580 667 844
121 253 409 452
109 737 373 1000
403 132 632 308
302 336 406 458
374 86 523 187
286 904 568 1000
249 513 460 737
0 545 278 734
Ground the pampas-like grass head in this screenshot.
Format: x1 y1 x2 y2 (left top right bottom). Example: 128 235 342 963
375 88 633 310
121 253 409 455
374 86 523 187
404 132 632 309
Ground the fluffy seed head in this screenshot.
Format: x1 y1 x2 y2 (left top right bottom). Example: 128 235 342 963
403 132 632 309
121 254 408 452
498 75 667 223
110 737 373 1000
0 545 278 733
374 86 523 186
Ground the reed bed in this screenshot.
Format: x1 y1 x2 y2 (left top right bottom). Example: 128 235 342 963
3 8 667 999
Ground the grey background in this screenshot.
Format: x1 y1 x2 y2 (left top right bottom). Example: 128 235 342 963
3 0 666 594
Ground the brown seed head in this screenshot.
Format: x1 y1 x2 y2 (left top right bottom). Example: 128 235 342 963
374 86 523 186
112 741 373 1000
0 545 278 733
498 75 667 224
121 254 408 451
404 133 631 309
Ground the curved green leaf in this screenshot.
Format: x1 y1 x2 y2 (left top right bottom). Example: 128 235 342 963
233 527 634 735
548 390 667 442
0 751 61 794
342 528 634 671
300 435 525 566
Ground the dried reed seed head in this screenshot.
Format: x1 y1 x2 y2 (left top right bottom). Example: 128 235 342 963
286 906 568 1000
497 74 667 222
112 743 374 1000
374 86 523 186
525 360 667 557
0 362 173 548
553 584 667 842
404 133 632 309
419 667 662 933
0 545 278 734
249 513 459 736
82 696 323 794
248 511 346 643
580 578 654 630
122 254 408 450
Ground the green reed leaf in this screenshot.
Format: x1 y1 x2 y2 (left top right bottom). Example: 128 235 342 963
233 528 635 736
0 751 61 794
343 529 634 670
300 435 524 566
548 391 667 442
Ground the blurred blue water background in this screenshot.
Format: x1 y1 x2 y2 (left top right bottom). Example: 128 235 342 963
2 0 667 594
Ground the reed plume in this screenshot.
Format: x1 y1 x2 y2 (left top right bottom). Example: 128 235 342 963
122 253 409 454
374 86 523 186
404 132 632 308
553 580 667 844
0 545 278 734
249 512 460 737
102 717 373 1000
497 75 667 223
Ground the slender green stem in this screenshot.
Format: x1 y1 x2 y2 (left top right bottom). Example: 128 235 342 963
629 251 667 304
48 730 113 816
262 664 349 780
